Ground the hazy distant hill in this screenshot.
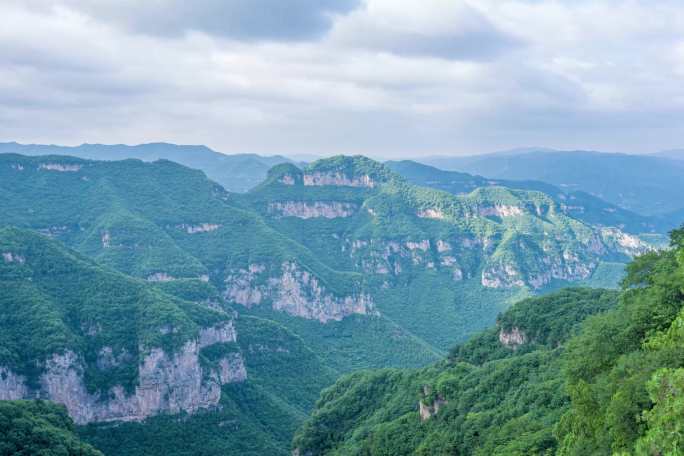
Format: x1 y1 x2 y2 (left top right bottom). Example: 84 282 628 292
0 142 293 192
387 160 681 235
653 149 684 160
418 150 684 216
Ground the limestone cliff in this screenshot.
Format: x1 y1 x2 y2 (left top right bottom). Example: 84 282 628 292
268 201 358 219
0 321 246 424
224 261 374 323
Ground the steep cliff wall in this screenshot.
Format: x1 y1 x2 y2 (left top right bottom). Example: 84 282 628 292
0 322 246 424
224 261 374 323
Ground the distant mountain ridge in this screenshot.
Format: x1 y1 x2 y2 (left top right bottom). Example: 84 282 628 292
418 149 684 216
386 160 681 235
0 141 294 192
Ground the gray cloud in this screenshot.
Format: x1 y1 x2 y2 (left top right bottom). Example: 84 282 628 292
328 3 521 60
64 0 360 40
1 0 684 157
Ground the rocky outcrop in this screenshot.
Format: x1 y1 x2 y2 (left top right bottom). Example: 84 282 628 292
0 322 245 425
224 262 374 323
343 238 464 279
279 174 296 185
38 163 82 172
483 253 597 290
417 209 446 220
0 367 28 400
499 327 527 349
147 272 176 282
418 385 447 421
482 264 525 288
303 172 376 188
2 252 25 264
101 231 111 248
36 225 71 238
478 205 524 217
600 227 653 256
268 201 358 219
177 223 221 234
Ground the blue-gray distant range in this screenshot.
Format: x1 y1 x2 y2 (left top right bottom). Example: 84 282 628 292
1 141 683 232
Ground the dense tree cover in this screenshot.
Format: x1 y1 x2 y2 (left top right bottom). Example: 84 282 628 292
293 288 618 455
0 152 665 456
0 400 102 456
294 227 684 455
556 229 684 454
0 226 228 391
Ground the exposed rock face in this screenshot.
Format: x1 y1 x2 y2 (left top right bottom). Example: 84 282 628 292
147 272 175 282
478 205 524 217
101 231 111 248
303 172 376 188
38 163 82 172
224 262 374 323
419 397 447 421
178 223 221 234
482 264 526 288
2 252 25 264
600 227 653 256
36 225 71 239
0 367 28 400
268 201 358 219
418 386 447 421
499 327 527 349
344 238 463 279
482 254 596 290
225 264 265 307
417 208 446 220
0 322 245 425
279 174 296 185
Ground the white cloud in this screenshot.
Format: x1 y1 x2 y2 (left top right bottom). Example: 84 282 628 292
0 0 683 156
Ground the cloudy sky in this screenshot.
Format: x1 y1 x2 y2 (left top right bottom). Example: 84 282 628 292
2 0 684 158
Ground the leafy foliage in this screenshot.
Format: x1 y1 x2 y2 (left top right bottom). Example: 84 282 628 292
295 227 684 455
0 400 103 456
293 288 618 455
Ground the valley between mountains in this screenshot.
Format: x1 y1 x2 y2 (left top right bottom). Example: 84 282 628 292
1 148 682 455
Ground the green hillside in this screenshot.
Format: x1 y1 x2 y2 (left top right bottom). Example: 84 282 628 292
0 153 439 369
293 226 684 455
0 152 665 455
0 152 652 359
1 400 103 456
0 227 335 455
0 141 293 193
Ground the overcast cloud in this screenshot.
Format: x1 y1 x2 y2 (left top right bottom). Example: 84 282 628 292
1 0 684 158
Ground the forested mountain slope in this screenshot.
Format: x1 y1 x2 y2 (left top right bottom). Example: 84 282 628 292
294 227 684 455
0 152 664 455
0 152 653 358
0 227 335 455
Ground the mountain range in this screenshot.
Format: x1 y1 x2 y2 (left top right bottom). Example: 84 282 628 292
419 149 684 216
1 143 683 455
0 142 292 193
